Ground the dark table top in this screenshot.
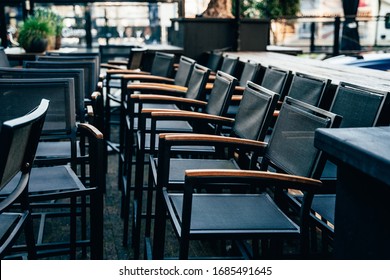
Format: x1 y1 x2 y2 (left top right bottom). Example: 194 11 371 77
314 126 390 186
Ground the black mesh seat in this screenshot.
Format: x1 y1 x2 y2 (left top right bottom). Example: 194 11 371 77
0 99 49 259
150 97 341 260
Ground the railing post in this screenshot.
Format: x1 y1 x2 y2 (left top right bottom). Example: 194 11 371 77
333 16 340 56
310 21 315 53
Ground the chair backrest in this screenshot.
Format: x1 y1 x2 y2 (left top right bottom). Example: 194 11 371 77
232 81 279 141
330 82 390 127
263 97 342 179
219 55 239 77
0 78 76 137
0 67 85 122
46 50 101 67
0 99 49 199
127 47 146 70
238 60 261 87
286 72 331 108
184 64 211 101
150 52 175 78
0 47 10 67
173 56 196 87
98 44 136 63
204 71 238 117
206 51 223 72
260 66 292 101
24 60 96 100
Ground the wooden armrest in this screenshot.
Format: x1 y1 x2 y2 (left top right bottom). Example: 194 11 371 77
184 169 322 192
150 110 234 124
137 94 207 107
106 69 150 75
106 60 128 66
231 95 243 102
87 105 94 116
233 86 245 95
121 74 175 84
160 133 267 150
273 109 280 117
127 83 187 96
78 123 104 139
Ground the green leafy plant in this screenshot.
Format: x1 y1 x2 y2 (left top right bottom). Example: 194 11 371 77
17 8 64 52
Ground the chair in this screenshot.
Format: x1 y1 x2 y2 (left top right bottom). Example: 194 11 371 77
36 54 101 84
128 71 238 257
151 97 342 259
285 72 331 108
0 67 86 123
104 51 176 150
0 99 49 259
23 60 98 102
205 51 223 73
100 47 145 70
0 78 77 168
292 82 390 256
118 63 211 223
260 66 293 102
0 47 11 67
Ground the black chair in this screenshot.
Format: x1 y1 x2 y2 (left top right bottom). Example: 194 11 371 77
260 66 293 103
292 82 390 256
151 97 342 259
0 78 78 168
24 60 98 102
128 71 238 258
0 67 86 123
118 63 211 229
0 99 49 259
285 72 331 108
101 47 146 70
104 51 176 151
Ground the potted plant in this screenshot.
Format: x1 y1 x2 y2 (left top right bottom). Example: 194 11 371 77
34 8 64 49
17 11 55 53
17 8 64 53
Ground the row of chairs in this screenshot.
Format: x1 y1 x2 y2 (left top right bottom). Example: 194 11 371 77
0 47 105 259
102 49 390 259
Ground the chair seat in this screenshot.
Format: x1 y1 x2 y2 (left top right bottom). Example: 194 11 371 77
169 193 299 233
130 116 193 132
36 141 79 159
168 158 239 184
0 166 85 195
0 213 24 242
311 194 336 225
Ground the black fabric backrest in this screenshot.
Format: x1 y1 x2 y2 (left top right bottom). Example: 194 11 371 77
220 55 239 76
37 55 100 82
205 71 238 116
173 56 196 87
0 67 85 122
330 82 388 128
206 52 223 72
150 52 175 78
184 64 211 101
0 99 48 191
24 60 96 100
0 78 75 135
239 60 261 87
232 82 279 141
287 72 330 107
0 48 10 68
261 66 292 100
265 97 341 178
127 47 146 69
